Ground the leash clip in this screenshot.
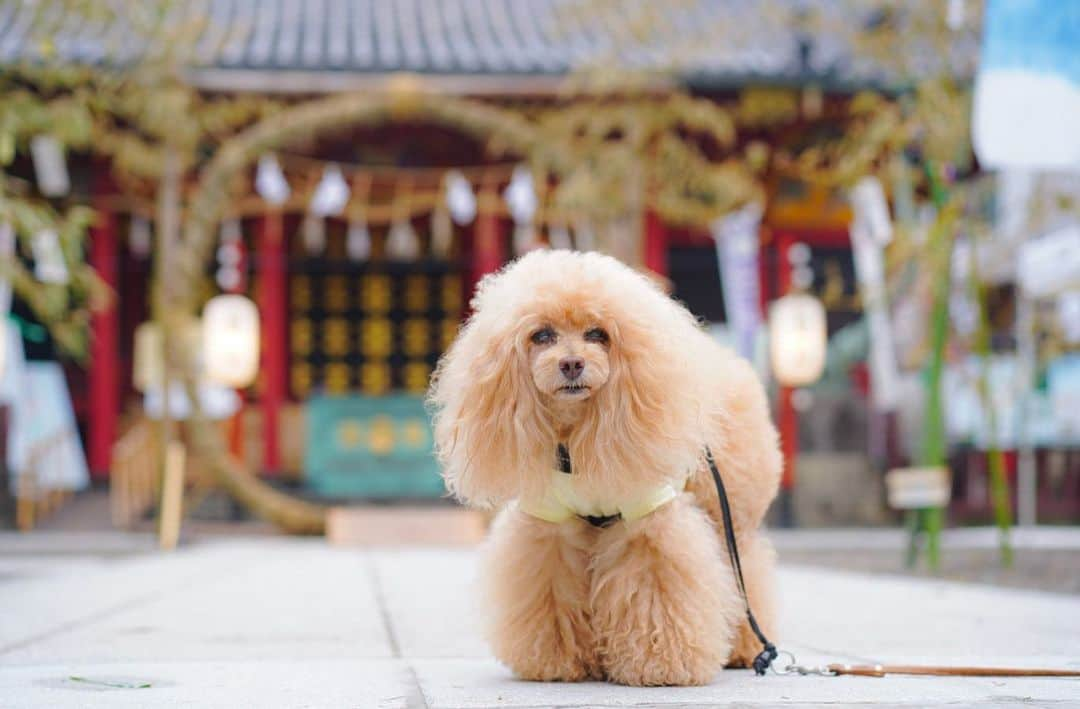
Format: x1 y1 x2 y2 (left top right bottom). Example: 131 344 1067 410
769 651 838 677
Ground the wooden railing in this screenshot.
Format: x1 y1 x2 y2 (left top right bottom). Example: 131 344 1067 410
14 431 75 531
109 420 160 529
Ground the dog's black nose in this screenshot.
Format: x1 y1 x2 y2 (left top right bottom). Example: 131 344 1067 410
559 357 585 380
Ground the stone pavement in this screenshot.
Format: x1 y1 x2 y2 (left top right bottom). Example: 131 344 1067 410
1 534 1078 708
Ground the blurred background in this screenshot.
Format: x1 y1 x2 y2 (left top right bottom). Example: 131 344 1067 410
0 0 1077 588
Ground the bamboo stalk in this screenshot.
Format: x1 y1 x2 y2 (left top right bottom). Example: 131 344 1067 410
912 162 956 571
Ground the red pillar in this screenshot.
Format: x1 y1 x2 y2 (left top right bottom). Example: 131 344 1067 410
257 211 286 475
643 209 668 277
470 195 504 295
88 188 118 480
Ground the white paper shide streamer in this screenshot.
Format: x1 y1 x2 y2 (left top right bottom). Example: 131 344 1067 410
302 213 326 255
346 215 371 262
444 170 477 226
255 154 291 205
504 166 540 256
386 218 420 262
309 165 350 217
30 135 70 197
503 166 537 225
32 230 69 284
305 165 350 256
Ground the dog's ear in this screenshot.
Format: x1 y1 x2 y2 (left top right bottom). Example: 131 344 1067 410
428 304 548 508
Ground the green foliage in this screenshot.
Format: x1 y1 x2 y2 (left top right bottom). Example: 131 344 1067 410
0 0 281 361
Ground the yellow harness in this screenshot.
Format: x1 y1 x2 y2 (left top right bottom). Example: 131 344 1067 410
518 445 686 526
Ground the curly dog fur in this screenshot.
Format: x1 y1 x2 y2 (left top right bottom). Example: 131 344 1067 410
429 249 782 686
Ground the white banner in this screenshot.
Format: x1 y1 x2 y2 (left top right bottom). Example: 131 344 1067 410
850 177 900 411
711 204 762 360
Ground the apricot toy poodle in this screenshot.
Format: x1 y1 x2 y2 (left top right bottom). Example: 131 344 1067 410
429 249 781 686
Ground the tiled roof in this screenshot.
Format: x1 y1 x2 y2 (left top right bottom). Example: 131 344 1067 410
0 0 975 92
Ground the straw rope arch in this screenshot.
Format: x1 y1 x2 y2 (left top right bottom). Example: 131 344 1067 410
166 89 540 534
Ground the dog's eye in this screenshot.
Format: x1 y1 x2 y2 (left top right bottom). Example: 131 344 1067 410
584 327 609 344
530 327 556 345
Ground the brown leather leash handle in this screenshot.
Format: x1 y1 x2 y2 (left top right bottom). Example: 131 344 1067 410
827 663 1080 678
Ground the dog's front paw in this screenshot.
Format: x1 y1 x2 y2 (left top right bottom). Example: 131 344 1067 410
496 626 600 683
481 510 601 683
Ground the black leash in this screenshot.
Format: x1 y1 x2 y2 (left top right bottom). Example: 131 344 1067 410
704 446 778 676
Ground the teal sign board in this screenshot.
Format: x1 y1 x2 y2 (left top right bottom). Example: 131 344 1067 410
304 395 446 498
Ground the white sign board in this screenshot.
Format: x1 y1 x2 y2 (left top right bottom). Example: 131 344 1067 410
885 466 951 510
1017 225 1080 298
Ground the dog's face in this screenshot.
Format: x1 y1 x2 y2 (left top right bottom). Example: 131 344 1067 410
526 320 611 403
431 249 714 506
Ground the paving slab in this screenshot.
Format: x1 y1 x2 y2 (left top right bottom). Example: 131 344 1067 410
369 549 487 658
1 535 1078 708
0 659 414 709
2 540 393 664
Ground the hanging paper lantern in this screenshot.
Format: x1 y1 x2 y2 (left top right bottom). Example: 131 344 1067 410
31 230 69 284
347 216 372 261
386 218 421 261
445 170 477 225
309 164 350 217
769 293 827 387
202 295 260 389
30 135 69 197
129 215 152 258
302 212 326 255
255 154 291 205
503 166 538 225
